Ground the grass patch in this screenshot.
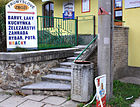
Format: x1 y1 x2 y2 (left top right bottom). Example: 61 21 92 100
109 80 140 107
78 80 140 107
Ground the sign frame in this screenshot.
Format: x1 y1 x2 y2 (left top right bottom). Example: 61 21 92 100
63 0 75 20
95 74 106 107
6 0 38 50
81 0 90 13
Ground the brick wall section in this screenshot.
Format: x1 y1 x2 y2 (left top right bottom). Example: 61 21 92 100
88 26 140 80
113 26 140 79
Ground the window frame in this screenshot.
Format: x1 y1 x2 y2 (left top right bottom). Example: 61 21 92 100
81 0 90 13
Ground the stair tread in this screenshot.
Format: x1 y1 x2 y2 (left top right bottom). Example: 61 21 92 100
74 51 83 54
60 62 73 66
42 74 71 81
67 57 77 60
50 68 72 73
74 45 87 49
21 81 71 90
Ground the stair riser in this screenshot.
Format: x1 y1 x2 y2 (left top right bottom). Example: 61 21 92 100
49 71 71 76
22 90 70 97
41 78 71 85
67 59 74 62
33 90 70 97
74 51 86 57
74 54 79 57
60 65 71 69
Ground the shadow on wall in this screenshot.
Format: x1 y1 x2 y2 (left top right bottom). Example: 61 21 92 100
78 35 95 45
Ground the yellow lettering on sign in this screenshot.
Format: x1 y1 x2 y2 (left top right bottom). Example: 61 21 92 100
14 4 29 11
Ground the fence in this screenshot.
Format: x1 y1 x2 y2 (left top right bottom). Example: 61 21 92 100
77 15 96 45
37 16 77 49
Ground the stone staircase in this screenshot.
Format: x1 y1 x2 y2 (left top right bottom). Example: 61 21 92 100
21 45 87 97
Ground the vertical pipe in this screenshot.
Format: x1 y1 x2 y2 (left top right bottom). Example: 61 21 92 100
46 16 47 47
76 16 78 46
40 16 43 48
42 16 46 48
58 19 60 37
65 19 66 31
67 19 68 34
49 17 51 45
51 17 52 30
110 0 114 99
37 16 39 49
93 16 96 38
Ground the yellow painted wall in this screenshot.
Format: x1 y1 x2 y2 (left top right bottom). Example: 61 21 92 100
123 0 140 67
2 0 98 35
3 0 140 66
75 0 98 35
32 0 98 35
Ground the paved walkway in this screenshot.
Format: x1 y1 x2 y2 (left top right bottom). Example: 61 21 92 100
131 97 140 107
0 89 79 107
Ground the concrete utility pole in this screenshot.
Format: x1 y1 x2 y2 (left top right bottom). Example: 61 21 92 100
98 0 114 100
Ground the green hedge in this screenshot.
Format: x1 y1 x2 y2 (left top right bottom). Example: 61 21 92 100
0 1 8 51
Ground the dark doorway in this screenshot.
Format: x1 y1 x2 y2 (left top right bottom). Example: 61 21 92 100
43 2 54 27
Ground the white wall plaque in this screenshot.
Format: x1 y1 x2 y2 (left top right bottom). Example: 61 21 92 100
125 0 140 9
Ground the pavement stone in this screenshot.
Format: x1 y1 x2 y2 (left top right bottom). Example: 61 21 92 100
22 90 33 95
61 100 79 107
0 88 4 93
0 94 11 102
18 100 45 107
119 77 140 85
42 96 67 106
131 97 140 107
131 103 140 107
4 90 14 94
24 95 48 102
0 96 26 107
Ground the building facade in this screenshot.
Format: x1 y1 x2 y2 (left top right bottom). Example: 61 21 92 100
1 0 140 67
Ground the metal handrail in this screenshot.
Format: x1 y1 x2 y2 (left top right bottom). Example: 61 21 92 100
74 35 98 62
114 19 125 22
76 15 95 17
37 15 76 20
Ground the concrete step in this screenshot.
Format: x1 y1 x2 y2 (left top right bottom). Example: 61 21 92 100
21 82 71 97
74 45 87 50
49 68 72 76
22 81 71 90
60 62 73 68
41 74 71 84
67 57 78 62
74 51 83 56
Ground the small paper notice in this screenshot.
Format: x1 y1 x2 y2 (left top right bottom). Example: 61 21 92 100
104 37 110 45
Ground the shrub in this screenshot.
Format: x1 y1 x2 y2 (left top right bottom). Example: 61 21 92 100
0 1 8 51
